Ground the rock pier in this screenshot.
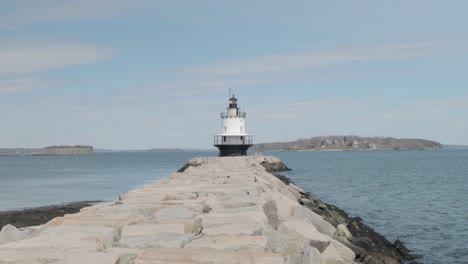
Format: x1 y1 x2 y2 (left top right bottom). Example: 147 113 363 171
0 156 413 264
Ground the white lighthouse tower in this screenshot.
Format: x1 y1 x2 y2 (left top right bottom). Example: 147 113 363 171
214 95 253 156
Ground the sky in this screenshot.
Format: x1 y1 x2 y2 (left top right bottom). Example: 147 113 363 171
1 0 467 149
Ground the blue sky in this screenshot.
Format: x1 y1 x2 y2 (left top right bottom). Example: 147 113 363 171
1 0 467 149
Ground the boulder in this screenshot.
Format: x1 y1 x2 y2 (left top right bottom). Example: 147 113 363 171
263 227 305 261
293 205 336 237
0 224 28 244
34 225 118 248
321 243 349 264
335 224 353 240
278 220 355 263
60 204 153 227
278 220 331 243
330 239 356 263
295 245 325 264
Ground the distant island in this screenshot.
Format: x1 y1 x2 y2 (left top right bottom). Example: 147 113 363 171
44 145 93 155
0 145 93 156
256 136 443 151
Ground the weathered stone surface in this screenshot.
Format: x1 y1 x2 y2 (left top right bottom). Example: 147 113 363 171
278 220 356 263
186 235 267 252
263 200 281 229
255 156 291 172
121 224 185 237
134 248 284 264
117 233 192 249
200 211 267 228
184 218 203 235
293 205 337 237
278 219 331 243
154 207 195 222
0 248 119 264
267 194 297 220
0 224 28 245
336 224 353 240
58 204 153 228
0 235 119 264
202 223 264 236
322 243 350 264
263 227 304 261
34 225 118 248
296 245 326 264
330 239 356 263
105 247 143 264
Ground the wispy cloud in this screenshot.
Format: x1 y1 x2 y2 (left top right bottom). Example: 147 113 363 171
0 78 54 94
150 77 294 97
183 42 445 77
0 42 113 76
254 99 359 120
0 0 144 29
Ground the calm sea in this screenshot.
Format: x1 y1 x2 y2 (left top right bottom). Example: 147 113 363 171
0 149 466 263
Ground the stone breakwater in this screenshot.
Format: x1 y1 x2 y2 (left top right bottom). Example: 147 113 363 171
0 156 414 264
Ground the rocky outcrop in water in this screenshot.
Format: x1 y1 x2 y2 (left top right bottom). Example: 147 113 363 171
257 136 442 151
0 156 416 263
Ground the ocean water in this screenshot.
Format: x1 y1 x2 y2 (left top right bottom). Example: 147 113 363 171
0 151 214 211
0 150 466 263
273 150 468 264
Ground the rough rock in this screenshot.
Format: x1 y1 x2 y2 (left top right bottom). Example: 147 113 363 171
297 245 326 264
0 224 28 244
186 235 267 252
263 200 281 229
134 248 285 264
335 224 353 240
121 224 185 237
154 207 195 222
34 225 118 248
117 233 193 249
0 156 413 263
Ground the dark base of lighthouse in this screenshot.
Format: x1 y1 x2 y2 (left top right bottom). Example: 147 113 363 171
215 145 252 157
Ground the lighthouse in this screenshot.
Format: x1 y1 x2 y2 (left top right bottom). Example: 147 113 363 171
214 95 253 156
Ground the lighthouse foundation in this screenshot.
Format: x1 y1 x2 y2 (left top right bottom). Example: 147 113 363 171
214 135 253 157
215 144 252 157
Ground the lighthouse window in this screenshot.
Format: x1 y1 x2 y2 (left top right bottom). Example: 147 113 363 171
223 136 226 142
241 136 244 140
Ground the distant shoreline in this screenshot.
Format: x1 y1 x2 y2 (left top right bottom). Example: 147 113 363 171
272 148 442 152
256 135 443 152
